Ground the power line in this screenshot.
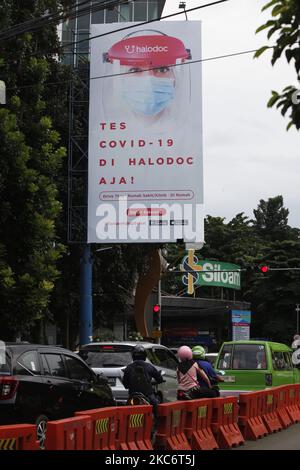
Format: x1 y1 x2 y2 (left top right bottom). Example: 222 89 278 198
6 46 271 92
62 0 231 50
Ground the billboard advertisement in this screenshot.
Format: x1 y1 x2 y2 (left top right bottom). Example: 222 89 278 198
88 21 204 243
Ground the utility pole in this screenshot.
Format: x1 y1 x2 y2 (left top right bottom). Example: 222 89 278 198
157 279 162 345
79 245 93 345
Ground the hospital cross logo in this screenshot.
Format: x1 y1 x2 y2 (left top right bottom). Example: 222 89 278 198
180 249 202 295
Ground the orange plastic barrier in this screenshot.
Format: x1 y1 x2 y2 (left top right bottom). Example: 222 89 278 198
211 396 244 448
184 399 218 450
45 415 91 450
0 424 39 450
276 386 292 428
238 392 269 440
76 406 119 450
118 405 153 450
155 401 191 450
285 384 300 423
261 389 282 433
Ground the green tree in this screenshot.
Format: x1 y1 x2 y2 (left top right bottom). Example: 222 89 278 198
245 196 300 342
0 1 71 339
255 0 300 130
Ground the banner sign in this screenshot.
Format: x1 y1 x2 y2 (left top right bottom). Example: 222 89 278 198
231 310 251 341
195 261 241 290
88 21 204 243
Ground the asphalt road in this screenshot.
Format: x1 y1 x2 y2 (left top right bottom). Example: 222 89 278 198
233 421 300 450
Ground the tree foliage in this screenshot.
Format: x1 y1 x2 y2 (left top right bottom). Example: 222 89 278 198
255 0 300 130
0 0 71 339
162 196 300 345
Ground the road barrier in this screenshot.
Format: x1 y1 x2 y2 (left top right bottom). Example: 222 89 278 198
155 401 191 450
184 398 218 450
211 396 244 448
117 405 153 450
0 424 39 450
276 386 293 429
261 389 282 433
3 384 300 451
285 384 300 423
238 391 269 440
76 406 119 450
45 415 91 450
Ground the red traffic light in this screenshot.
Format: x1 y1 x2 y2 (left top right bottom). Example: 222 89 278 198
260 265 269 273
153 304 160 313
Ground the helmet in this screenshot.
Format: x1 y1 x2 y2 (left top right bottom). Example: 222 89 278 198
192 345 206 360
292 339 300 350
132 345 147 361
177 345 193 362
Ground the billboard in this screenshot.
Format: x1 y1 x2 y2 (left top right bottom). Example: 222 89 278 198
88 21 204 243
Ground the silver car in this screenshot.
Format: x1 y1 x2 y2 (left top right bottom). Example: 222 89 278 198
79 342 179 404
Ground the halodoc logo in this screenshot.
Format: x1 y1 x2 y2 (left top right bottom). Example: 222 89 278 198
125 45 168 54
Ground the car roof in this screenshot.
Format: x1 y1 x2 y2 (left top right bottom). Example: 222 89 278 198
221 340 291 351
81 341 165 349
4 343 75 355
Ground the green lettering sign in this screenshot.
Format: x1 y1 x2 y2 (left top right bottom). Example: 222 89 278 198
195 260 241 290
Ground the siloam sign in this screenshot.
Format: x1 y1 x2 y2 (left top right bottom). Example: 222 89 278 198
195 260 241 290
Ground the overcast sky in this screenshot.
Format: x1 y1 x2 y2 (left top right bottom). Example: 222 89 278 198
162 0 300 228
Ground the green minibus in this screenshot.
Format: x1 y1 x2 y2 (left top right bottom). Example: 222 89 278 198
216 340 300 396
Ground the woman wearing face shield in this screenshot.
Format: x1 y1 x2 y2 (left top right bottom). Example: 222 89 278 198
102 30 191 131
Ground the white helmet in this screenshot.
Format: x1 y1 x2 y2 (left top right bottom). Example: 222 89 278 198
291 339 300 350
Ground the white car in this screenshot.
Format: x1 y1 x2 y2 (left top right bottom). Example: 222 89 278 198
79 342 179 405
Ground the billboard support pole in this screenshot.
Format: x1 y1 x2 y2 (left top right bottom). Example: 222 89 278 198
79 244 93 345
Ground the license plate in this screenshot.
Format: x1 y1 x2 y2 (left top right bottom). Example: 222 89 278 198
223 375 236 383
107 377 116 386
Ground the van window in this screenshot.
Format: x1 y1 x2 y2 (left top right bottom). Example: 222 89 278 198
272 351 291 370
284 352 293 370
231 344 266 370
217 345 233 369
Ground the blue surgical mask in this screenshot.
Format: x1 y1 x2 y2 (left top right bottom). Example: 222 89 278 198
122 76 175 116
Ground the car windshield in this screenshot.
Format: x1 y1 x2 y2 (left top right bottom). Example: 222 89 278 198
80 348 133 368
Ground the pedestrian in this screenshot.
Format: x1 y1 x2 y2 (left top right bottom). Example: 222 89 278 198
176 345 217 400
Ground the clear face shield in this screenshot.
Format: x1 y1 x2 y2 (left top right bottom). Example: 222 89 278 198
101 30 192 124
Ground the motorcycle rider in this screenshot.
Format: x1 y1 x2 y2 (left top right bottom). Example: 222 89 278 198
192 345 224 397
176 345 218 400
122 344 163 421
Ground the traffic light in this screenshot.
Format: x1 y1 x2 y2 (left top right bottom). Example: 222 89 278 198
260 265 269 273
153 304 160 329
153 304 160 314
